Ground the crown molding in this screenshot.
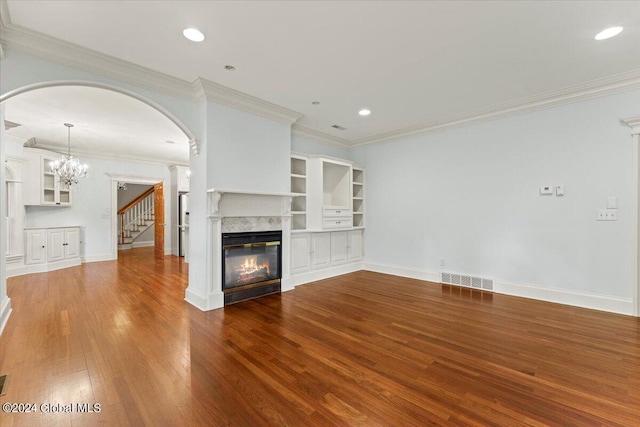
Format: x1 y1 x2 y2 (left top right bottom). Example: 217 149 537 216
0 20 197 100
621 116 640 134
194 78 303 125
0 15 305 126
291 124 351 149
25 143 189 167
351 69 640 148
1 0 639 151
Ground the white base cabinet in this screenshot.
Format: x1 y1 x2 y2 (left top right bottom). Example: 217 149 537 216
25 227 81 272
290 229 364 279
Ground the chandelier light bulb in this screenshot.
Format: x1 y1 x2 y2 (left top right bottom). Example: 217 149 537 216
50 123 88 186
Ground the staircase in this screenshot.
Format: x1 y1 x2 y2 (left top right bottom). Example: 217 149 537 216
118 188 155 250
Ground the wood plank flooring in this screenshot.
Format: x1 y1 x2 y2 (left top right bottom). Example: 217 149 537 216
1 247 639 426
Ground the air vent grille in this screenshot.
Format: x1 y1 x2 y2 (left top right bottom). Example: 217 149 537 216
331 124 347 131
441 271 494 292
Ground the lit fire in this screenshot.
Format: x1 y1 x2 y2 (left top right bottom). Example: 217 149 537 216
233 256 270 285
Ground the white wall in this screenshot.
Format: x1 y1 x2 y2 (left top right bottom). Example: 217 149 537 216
23 155 172 261
207 102 290 193
353 89 640 314
292 134 353 160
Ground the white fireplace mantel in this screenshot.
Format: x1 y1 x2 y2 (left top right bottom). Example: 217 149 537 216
196 188 295 311
207 188 296 216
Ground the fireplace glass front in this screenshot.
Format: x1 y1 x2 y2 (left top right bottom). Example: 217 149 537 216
222 230 282 304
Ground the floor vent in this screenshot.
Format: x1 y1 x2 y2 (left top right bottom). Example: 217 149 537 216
441 271 494 291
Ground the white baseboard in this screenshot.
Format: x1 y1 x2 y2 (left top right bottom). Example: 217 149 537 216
0 296 12 337
81 253 114 263
281 276 295 292
362 262 634 316
293 262 363 287
184 287 224 311
132 241 154 248
184 288 208 311
8 258 82 277
362 262 440 283
495 280 634 316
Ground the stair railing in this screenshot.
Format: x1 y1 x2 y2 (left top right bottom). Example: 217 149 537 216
118 188 155 244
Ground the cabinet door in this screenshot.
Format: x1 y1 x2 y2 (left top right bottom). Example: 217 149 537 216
291 233 311 274
330 231 348 265
311 233 331 269
41 156 58 205
64 228 80 259
25 230 47 264
347 230 363 262
47 229 65 262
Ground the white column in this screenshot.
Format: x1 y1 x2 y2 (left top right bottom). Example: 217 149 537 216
281 196 294 292
621 116 640 317
207 215 224 308
0 103 13 335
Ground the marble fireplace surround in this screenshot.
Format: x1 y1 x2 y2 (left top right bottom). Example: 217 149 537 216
205 188 295 309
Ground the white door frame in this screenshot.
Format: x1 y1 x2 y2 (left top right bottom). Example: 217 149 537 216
621 116 640 317
108 174 164 260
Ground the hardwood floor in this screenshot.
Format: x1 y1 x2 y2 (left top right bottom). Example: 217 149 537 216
1 247 639 426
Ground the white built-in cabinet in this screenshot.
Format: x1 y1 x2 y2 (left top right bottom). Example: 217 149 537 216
25 229 47 265
290 154 365 279
290 155 307 231
352 168 365 228
291 229 364 274
306 157 353 230
25 227 81 271
23 148 72 206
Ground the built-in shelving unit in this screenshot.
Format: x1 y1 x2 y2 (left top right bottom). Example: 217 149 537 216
290 155 307 230
41 155 71 205
23 149 72 206
352 167 364 228
292 154 364 231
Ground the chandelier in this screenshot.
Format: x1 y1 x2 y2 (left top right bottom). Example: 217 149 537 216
50 123 88 186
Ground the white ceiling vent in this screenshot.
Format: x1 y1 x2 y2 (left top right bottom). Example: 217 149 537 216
441 271 494 291
331 124 347 131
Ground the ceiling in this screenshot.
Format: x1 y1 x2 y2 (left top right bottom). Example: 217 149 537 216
1 1 639 160
3 86 190 164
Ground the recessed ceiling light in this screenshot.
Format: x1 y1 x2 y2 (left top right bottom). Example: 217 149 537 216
594 26 623 40
224 65 236 71
359 109 371 116
183 27 205 42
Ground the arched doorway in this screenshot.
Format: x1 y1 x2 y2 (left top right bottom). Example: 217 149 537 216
1 82 196 263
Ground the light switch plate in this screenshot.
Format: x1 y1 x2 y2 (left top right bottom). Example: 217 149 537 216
606 197 618 209
556 185 565 196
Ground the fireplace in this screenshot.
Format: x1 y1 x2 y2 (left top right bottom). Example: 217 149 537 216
222 230 282 305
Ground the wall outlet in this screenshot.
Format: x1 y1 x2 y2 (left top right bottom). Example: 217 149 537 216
440 258 446 267
597 209 618 221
